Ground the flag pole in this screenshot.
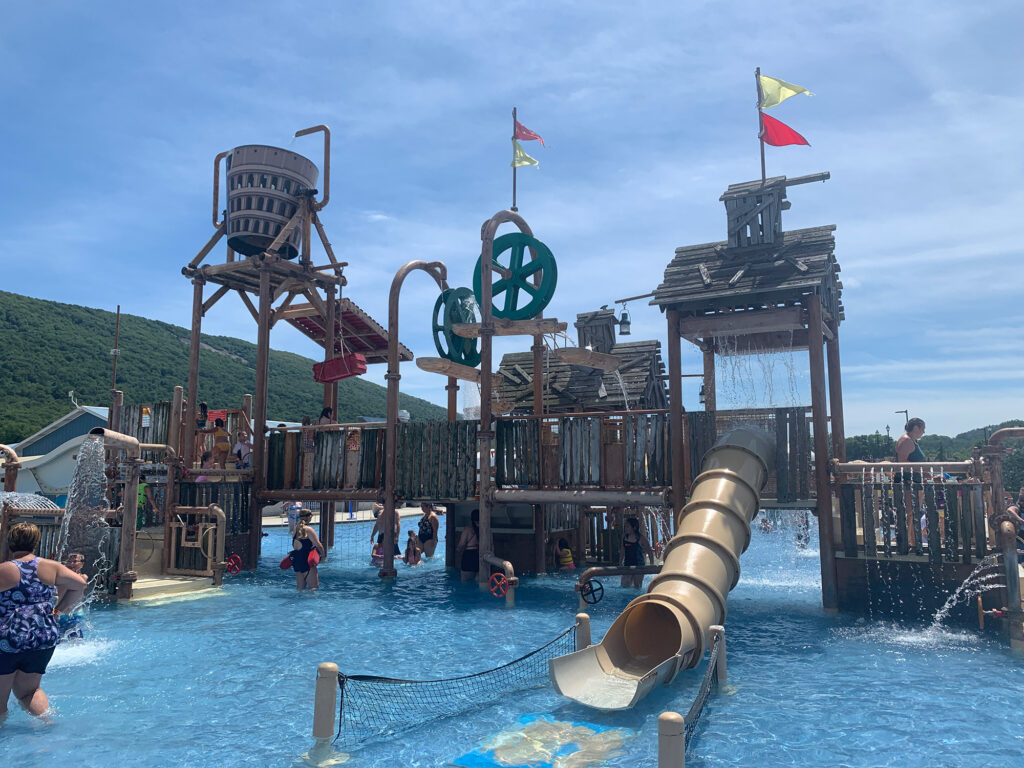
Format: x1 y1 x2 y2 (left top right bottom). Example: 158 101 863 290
755 67 766 186
511 106 518 211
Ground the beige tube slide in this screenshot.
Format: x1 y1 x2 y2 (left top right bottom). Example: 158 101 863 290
549 427 774 710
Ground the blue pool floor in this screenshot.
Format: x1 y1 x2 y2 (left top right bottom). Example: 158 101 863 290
2 517 1023 767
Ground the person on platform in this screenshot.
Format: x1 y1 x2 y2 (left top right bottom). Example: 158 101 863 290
620 516 654 589
1 522 87 718
136 475 157 528
895 418 927 463
1003 490 1024 562
456 510 480 582
289 510 325 591
417 503 440 558
316 407 334 426
232 431 252 469
202 418 233 469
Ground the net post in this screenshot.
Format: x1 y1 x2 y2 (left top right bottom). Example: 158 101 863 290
710 624 726 683
658 711 686 767
575 612 591 650
313 662 339 740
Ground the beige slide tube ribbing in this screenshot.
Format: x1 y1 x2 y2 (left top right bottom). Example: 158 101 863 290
549 427 774 710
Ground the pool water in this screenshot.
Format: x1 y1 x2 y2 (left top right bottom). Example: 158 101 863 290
3 517 1023 767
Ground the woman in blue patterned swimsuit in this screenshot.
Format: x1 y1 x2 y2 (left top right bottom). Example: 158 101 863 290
1 522 87 718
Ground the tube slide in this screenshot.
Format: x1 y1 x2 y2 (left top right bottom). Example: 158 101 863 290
549 427 774 710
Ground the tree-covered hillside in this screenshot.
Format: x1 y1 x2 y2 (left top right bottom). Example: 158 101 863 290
0 290 446 444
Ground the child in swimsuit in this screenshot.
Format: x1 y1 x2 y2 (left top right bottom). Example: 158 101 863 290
370 535 384 567
557 538 575 571
403 531 422 566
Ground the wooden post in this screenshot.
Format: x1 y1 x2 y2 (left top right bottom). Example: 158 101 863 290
826 325 846 462
164 386 184 573
702 345 716 412
183 278 204 468
808 294 837 611
248 265 272 568
446 377 459 421
532 335 544 415
667 310 686 519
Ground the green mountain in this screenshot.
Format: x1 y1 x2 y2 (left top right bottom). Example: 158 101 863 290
0 290 447 444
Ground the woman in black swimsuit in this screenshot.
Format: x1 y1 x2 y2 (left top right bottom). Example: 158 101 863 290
456 510 479 582
289 510 325 591
620 516 654 589
417 503 440 558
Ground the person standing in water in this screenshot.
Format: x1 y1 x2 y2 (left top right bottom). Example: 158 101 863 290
289 510 325 591
1 523 87 718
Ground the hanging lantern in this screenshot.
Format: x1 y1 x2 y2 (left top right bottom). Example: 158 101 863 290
699 383 706 404
618 305 631 336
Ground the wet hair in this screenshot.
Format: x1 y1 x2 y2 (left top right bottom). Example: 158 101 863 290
625 517 641 535
294 510 313 541
7 522 41 554
905 418 925 433
376 534 384 544
558 538 570 550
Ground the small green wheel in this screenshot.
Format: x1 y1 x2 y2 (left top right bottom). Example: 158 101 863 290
431 287 481 368
473 232 557 320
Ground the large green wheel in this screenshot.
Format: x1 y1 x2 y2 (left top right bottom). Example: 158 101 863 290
473 232 557 320
431 287 481 368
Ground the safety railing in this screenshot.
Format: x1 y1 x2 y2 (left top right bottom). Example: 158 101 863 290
834 463 991 563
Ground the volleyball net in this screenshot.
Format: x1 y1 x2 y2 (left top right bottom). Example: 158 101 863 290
334 624 577 745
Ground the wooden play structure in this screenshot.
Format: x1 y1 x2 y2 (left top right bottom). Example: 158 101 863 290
12 126 1013 644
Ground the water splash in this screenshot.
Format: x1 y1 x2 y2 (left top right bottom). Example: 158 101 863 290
612 369 631 411
930 555 1002 628
58 435 114 591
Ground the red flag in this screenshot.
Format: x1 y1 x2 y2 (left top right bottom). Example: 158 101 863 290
760 112 809 147
514 120 545 146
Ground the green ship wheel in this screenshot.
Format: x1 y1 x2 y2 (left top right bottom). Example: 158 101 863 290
473 232 557 321
431 287 481 368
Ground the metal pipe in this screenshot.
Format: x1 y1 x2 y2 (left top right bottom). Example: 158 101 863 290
833 460 974 474
294 125 331 212
989 428 1024 447
212 150 230 227
0 444 21 492
493 488 667 506
207 504 227 587
383 260 449 579
482 553 519 606
476 209 535 585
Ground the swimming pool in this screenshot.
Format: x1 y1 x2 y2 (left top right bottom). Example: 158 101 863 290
3 518 1022 767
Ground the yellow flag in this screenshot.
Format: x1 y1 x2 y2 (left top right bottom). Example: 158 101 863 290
758 75 813 109
511 139 538 168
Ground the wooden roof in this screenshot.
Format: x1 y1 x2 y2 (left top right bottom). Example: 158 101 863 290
650 225 843 323
288 297 411 365
497 339 666 413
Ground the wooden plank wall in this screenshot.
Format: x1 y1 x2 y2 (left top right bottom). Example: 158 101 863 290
495 419 541 487
393 421 478 500
837 480 988 564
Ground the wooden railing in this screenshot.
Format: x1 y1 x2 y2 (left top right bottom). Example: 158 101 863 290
837 474 991 564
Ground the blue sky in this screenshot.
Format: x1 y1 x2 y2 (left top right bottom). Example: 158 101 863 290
1 2 1021 437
